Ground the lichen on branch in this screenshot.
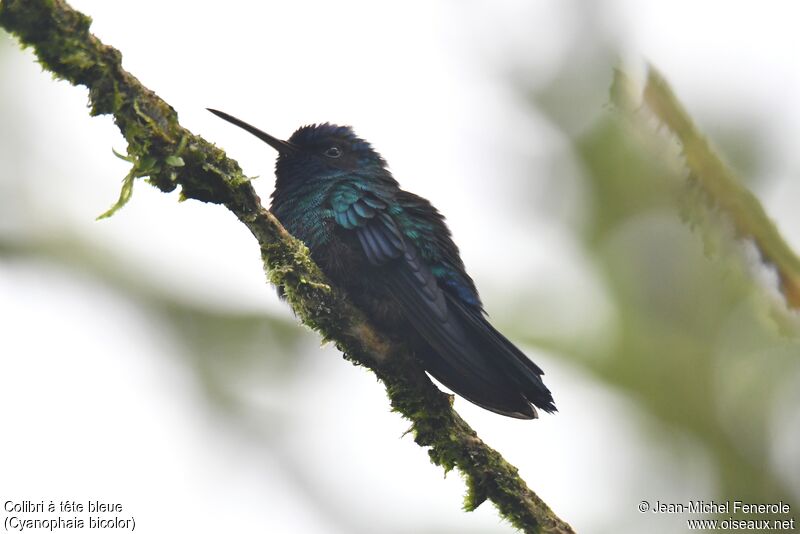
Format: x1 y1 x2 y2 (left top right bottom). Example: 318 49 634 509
0 1 575 532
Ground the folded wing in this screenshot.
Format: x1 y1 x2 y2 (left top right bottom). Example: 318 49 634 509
330 184 555 418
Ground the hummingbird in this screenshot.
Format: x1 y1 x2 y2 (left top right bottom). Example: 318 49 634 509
208 109 555 419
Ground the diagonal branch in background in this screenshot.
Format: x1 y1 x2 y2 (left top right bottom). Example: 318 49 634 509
629 67 800 311
0 1 574 532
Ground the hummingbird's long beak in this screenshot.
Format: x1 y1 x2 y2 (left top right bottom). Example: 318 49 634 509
207 108 299 155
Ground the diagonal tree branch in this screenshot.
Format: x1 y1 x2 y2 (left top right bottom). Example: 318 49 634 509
643 68 800 310
0 1 574 532
613 66 800 311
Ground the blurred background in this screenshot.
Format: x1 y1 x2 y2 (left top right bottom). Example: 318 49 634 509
2 1 799 532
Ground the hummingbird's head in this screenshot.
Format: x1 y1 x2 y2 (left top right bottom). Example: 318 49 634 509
207 109 388 186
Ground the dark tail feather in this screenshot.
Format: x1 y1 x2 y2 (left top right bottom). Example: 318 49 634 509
420 345 538 419
385 267 540 418
380 244 554 418
446 295 557 414
410 294 557 418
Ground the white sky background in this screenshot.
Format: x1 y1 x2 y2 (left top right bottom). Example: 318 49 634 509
1 1 800 533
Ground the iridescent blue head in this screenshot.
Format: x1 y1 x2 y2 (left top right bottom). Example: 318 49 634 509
207 109 391 189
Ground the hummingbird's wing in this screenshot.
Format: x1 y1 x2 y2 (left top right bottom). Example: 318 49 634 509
330 185 554 418
395 191 555 414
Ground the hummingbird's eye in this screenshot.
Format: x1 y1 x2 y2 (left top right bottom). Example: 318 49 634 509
323 146 342 158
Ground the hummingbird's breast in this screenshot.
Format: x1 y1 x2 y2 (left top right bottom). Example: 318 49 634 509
312 225 410 334
271 178 410 331
271 186 335 251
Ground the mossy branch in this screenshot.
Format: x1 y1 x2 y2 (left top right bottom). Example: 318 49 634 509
0 1 574 532
614 66 800 311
